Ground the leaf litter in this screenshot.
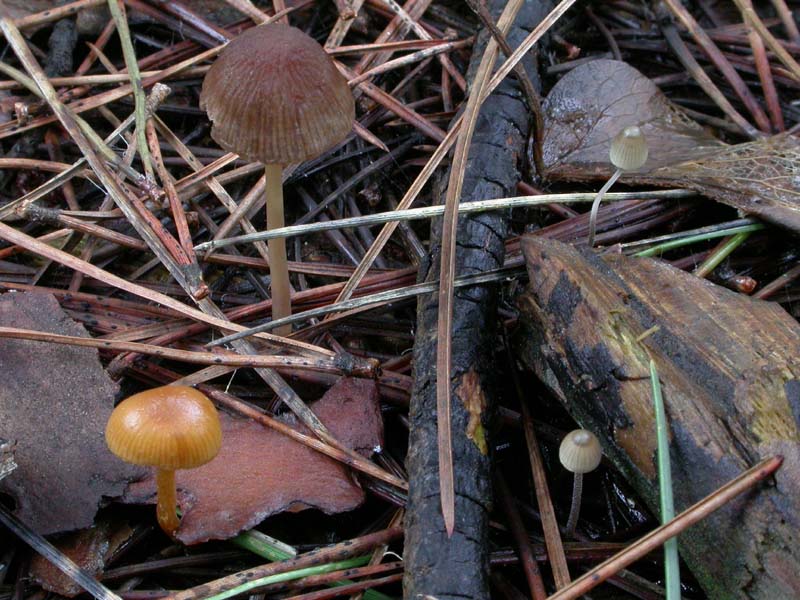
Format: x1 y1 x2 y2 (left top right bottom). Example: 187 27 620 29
0 2 798 599
120 377 383 544
543 59 800 231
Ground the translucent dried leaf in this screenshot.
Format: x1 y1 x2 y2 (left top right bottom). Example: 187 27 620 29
646 135 800 230
542 59 800 231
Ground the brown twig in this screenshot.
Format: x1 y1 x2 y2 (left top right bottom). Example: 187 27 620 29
436 0 577 536
746 25 784 131
732 0 800 81
496 474 548 599
662 0 771 132
465 0 546 177
660 21 761 138
13 0 105 30
0 327 377 376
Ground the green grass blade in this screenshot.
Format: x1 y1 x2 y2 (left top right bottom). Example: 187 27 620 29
232 530 295 561
693 231 751 278
650 359 681 599
232 530 394 600
634 223 764 258
204 557 370 600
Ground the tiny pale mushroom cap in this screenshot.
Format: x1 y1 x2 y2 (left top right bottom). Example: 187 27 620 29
559 429 602 474
106 386 222 470
609 125 648 171
200 23 355 165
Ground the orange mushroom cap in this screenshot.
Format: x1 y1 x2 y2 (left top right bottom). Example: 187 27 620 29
200 23 355 164
105 386 222 470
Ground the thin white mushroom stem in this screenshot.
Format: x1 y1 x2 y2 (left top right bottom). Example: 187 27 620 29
265 163 291 336
587 168 622 248
155 468 179 537
565 471 584 538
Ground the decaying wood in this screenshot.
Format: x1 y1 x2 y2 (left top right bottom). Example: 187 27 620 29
404 1 550 598
515 236 800 600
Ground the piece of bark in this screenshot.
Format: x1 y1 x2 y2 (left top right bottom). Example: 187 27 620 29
0 292 142 534
122 377 382 544
404 2 551 599
515 236 800 600
0 438 16 482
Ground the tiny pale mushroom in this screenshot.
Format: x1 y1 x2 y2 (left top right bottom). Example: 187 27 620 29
559 428 602 538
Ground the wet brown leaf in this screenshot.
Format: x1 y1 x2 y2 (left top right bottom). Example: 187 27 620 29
121 378 382 544
30 517 133 597
542 59 800 231
0 292 142 534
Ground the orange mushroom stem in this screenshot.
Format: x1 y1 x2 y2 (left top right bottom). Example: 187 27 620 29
155 469 179 536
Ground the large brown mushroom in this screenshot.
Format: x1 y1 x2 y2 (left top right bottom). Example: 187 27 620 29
201 24 355 334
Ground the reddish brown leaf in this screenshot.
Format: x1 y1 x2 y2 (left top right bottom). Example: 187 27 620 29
121 378 382 544
0 292 143 534
29 517 133 597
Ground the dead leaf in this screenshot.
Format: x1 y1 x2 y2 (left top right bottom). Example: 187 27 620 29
647 134 800 230
542 59 724 175
0 292 143 534
30 517 133 597
121 378 383 544
542 59 800 231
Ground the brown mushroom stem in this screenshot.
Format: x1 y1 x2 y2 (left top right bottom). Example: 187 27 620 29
565 472 583 538
265 163 291 336
155 468 179 536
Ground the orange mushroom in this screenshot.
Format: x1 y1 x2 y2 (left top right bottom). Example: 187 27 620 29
105 385 222 537
201 23 355 334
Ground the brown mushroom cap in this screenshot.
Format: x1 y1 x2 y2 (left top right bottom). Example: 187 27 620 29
200 23 355 164
106 386 222 470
